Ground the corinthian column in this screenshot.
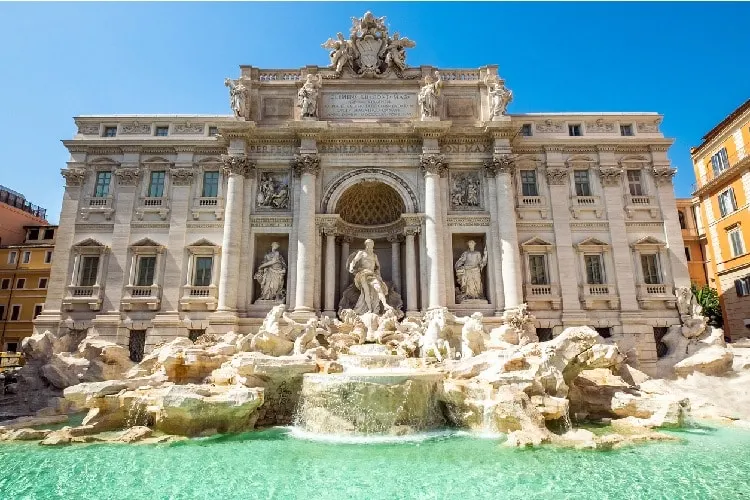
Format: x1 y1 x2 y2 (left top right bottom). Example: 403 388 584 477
404 227 419 314
485 155 522 310
420 154 447 310
292 153 320 313
323 223 337 317
388 234 402 293
217 154 255 312
339 236 352 291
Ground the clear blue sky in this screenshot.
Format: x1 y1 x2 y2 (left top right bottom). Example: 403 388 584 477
1 2 749 224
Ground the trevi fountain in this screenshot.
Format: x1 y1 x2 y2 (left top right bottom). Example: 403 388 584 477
2 11 750 500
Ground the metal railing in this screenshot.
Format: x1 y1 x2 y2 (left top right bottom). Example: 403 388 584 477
0 185 46 219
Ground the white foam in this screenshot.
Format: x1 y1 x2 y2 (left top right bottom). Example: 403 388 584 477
283 426 458 444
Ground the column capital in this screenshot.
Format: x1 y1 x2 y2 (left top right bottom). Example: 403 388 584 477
114 167 142 186
483 154 515 177
403 226 420 237
291 153 321 177
419 153 448 176
598 166 624 187
653 166 677 186
169 168 195 186
545 167 569 185
221 154 256 177
337 235 353 244
387 234 403 243
60 167 87 187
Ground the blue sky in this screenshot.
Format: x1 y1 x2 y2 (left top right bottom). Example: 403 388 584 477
1 2 748 224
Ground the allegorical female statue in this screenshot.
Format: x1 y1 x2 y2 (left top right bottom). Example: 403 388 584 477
224 78 248 119
454 240 488 302
297 74 322 118
254 242 287 302
418 71 442 119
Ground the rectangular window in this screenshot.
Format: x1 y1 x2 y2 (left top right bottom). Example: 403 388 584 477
10 305 21 321
136 256 157 287
193 257 213 286
520 124 533 137
620 124 634 136
148 171 166 198
0 279 9 290
28 228 39 240
0 305 4 320
94 171 112 198
38 277 48 289
8 251 17 265
711 147 730 175
627 170 644 196
33 304 43 319
729 228 746 258
155 126 169 137
45 251 52 264
79 256 100 287
16 278 25 289
584 254 604 284
520 170 538 197
528 254 548 285
641 254 662 284
735 277 750 297
208 126 219 136
22 251 30 264
103 126 117 137
574 170 591 196
202 171 220 198
44 228 55 240
568 124 582 136
718 188 738 217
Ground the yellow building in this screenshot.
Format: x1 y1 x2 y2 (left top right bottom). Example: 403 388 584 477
676 198 709 287
691 98 750 340
0 225 57 352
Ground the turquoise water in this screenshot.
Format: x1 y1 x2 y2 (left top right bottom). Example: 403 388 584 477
2 427 750 499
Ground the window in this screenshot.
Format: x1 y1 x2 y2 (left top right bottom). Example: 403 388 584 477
22 251 30 264
520 124 533 137
574 170 591 196
718 188 738 217
155 126 169 137
568 124 582 136
710 147 730 175
193 256 213 286
129 330 147 362
202 171 220 198
6 342 17 353
148 171 166 198
627 170 644 196
79 256 100 286
208 126 219 136
735 276 750 297
10 305 21 321
15 278 25 289
0 279 8 290
8 252 17 265
103 126 117 137
640 254 662 284
28 228 39 240
528 254 548 285
33 304 43 319
678 211 686 229
595 327 612 338
45 251 52 264
94 171 112 198
136 256 157 286
38 277 48 289
584 254 604 284
0 305 4 320
684 247 691 261
620 124 634 136
729 227 746 257
520 170 538 197
43 228 55 240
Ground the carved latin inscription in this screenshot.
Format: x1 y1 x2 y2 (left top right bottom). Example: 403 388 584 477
320 92 417 119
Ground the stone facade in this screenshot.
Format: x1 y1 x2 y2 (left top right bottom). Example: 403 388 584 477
35 12 689 374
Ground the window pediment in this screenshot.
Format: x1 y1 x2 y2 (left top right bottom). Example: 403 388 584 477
521 237 554 252
576 237 610 252
566 154 596 168
187 238 221 255
88 157 121 168
631 236 666 250
73 238 106 248
131 238 165 254
619 155 650 168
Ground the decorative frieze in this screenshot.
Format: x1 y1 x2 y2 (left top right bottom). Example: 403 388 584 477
291 153 321 177
585 119 615 133
221 154 256 177
61 168 87 187
170 168 195 186
250 215 293 227
114 168 141 186
77 123 100 135
545 167 569 185
446 215 491 227
637 122 659 133
185 222 224 229
120 122 152 135
598 166 623 186
173 122 206 135
419 154 448 176
450 171 482 210
536 120 565 133
75 223 114 232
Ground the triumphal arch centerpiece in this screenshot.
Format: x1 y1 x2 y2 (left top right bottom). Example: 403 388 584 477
38 11 690 375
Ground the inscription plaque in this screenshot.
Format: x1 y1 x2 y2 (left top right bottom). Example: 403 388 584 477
321 92 417 119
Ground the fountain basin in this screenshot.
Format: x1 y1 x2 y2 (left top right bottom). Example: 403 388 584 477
295 371 446 435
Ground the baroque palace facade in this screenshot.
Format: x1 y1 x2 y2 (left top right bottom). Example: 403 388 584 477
36 13 689 374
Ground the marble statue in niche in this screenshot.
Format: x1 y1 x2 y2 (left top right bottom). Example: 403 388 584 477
347 239 392 315
297 74 322 118
455 240 488 303
418 71 442 119
254 242 287 302
256 172 290 209
487 76 513 118
224 78 248 119
450 172 481 209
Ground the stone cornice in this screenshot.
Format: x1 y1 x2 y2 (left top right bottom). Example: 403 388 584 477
291 153 321 177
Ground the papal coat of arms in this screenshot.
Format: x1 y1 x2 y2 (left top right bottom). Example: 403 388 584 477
321 11 416 78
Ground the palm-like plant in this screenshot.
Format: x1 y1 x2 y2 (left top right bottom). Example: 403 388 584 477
691 283 723 327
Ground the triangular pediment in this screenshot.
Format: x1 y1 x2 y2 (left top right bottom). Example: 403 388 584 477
521 237 554 247
89 157 120 166
632 236 666 248
131 237 162 248
73 238 105 247
187 238 218 247
577 237 609 247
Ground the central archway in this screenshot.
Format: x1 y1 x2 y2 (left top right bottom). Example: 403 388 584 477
336 181 405 226
321 168 419 214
